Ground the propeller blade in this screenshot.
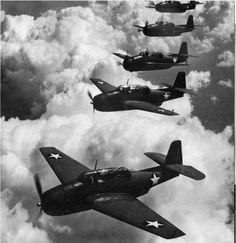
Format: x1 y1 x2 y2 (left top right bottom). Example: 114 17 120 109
145 20 149 27
32 208 43 227
34 173 42 198
87 90 93 101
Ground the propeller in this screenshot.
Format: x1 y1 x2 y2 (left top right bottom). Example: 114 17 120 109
33 173 43 226
87 90 95 113
145 20 149 27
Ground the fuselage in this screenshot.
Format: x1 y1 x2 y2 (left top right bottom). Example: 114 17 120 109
41 167 161 216
143 24 193 37
155 3 195 13
123 54 175 72
92 85 182 112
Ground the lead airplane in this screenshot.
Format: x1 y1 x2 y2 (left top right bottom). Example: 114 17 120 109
88 72 195 116
134 15 199 37
146 1 203 13
113 42 196 72
34 140 205 239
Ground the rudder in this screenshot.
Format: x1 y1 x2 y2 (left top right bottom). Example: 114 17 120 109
186 15 194 29
173 72 186 89
177 42 188 63
165 140 182 165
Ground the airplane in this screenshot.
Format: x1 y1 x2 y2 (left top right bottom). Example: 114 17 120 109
88 72 195 116
113 42 196 72
134 15 200 37
146 1 203 13
34 140 205 239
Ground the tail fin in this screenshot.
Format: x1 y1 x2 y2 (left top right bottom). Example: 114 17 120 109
173 72 186 89
177 42 188 63
165 140 182 165
186 15 194 29
161 72 195 96
144 140 205 183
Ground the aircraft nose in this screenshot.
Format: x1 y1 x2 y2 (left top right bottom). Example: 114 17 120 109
41 187 65 215
93 95 107 110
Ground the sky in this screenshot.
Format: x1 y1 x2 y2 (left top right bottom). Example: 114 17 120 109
1 1 235 243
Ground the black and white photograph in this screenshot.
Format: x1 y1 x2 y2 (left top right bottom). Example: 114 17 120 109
1 1 234 243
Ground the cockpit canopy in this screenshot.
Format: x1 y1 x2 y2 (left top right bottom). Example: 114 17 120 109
115 84 151 94
77 167 131 184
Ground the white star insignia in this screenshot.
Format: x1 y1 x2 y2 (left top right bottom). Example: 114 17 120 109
173 57 177 63
98 81 104 85
163 92 170 100
49 153 62 159
150 174 159 185
146 220 164 228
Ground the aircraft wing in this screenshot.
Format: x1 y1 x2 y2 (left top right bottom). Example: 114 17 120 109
90 78 116 93
125 100 178 116
39 147 91 184
87 193 185 239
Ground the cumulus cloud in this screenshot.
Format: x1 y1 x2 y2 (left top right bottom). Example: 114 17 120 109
216 51 234 67
207 2 234 44
1 189 51 243
218 79 233 88
186 70 211 92
1 2 234 243
211 95 219 104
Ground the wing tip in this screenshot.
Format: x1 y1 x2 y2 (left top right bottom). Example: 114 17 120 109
172 229 186 238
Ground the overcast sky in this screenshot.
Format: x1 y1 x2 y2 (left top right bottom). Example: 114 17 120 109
1 1 234 243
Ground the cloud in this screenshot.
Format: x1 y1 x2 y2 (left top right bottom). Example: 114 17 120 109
186 71 211 92
1 189 52 243
216 51 234 67
211 95 219 104
189 35 215 54
218 79 233 88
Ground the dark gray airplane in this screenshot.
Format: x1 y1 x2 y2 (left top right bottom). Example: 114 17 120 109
146 1 203 13
34 140 205 239
113 42 196 72
88 72 195 116
134 15 198 37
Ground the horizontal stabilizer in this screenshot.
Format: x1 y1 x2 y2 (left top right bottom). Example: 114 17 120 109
144 152 166 165
166 164 205 180
167 53 198 58
161 82 172 88
174 88 196 96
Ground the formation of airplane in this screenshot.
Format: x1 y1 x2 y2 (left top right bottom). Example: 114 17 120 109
113 42 196 72
146 1 203 13
88 72 195 116
32 2 206 240
34 140 205 239
134 15 199 37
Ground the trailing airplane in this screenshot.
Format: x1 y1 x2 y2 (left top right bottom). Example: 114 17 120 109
134 15 200 37
146 1 203 13
34 140 205 239
113 42 196 72
88 72 195 116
